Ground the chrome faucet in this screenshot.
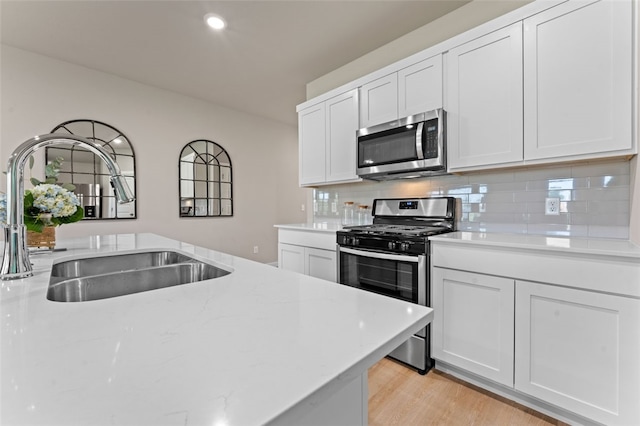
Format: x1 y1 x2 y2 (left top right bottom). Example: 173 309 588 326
1 134 135 280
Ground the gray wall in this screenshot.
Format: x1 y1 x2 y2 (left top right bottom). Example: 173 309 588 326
0 45 307 263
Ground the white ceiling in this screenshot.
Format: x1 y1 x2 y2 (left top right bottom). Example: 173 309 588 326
0 0 470 126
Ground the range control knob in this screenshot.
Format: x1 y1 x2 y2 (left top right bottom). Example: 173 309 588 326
387 241 396 250
400 242 410 252
352 237 359 246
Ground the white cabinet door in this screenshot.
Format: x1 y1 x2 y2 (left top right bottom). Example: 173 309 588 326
305 247 337 282
278 243 305 274
432 268 515 387
298 103 326 185
359 73 398 128
515 281 640 426
398 55 442 118
325 90 359 183
447 23 524 170
523 0 634 161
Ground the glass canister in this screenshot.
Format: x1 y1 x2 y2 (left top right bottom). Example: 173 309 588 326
357 205 372 225
342 201 355 226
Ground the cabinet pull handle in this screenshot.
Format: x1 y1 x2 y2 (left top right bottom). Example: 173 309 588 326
415 122 425 159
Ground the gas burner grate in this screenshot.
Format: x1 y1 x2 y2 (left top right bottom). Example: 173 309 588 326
344 224 447 237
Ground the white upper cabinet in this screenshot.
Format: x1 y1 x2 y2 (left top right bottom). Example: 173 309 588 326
325 90 360 183
446 23 524 170
299 0 636 181
359 73 398 128
448 0 635 172
523 0 634 161
398 55 443 119
298 102 326 185
298 90 360 186
360 55 443 128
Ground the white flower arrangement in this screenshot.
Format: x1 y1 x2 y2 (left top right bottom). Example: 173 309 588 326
1 157 84 232
0 193 6 225
30 184 81 219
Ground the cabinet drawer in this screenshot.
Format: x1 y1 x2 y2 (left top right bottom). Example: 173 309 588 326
277 229 336 251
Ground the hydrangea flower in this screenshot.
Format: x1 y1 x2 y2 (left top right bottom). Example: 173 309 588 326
23 184 84 232
30 184 80 218
0 193 6 224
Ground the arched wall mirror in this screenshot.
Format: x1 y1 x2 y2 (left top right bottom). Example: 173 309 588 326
179 140 233 217
46 119 137 220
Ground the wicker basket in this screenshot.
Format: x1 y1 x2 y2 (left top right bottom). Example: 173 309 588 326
27 226 56 249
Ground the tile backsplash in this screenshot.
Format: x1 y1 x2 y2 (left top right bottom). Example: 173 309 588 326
313 159 631 239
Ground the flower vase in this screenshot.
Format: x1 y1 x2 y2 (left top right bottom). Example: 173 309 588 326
27 226 56 249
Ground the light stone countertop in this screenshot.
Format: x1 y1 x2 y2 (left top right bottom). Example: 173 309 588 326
1 233 432 425
430 231 640 259
274 222 343 233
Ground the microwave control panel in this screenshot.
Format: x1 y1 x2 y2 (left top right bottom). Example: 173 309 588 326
423 118 439 159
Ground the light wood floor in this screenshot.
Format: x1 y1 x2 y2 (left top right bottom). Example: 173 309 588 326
368 357 567 426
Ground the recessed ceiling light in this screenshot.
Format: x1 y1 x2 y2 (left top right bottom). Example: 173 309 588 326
204 13 225 30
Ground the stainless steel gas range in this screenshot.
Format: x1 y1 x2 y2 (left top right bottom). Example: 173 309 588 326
336 197 456 374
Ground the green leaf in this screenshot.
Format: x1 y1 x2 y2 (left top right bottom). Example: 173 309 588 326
56 206 84 225
61 183 76 191
25 219 45 233
23 191 34 208
44 177 57 184
30 178 42 186
45 164 59 179
24 199 44 233
28 156 35 170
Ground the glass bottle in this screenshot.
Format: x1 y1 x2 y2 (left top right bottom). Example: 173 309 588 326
342 202 355 226
357 205 372 225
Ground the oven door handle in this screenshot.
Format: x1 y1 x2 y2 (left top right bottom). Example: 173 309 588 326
339 247 419 263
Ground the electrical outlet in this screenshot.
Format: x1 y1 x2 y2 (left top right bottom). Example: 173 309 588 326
301 204 306 212
545 198 560 215
253 246 259 254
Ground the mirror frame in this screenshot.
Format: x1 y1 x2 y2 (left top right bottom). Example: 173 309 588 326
47 119 137 220
179 139 233 218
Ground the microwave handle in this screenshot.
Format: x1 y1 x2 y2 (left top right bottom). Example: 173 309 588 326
339 247 419 263
415 122 425 160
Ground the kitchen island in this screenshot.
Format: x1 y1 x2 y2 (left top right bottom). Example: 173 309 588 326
1 233 432 425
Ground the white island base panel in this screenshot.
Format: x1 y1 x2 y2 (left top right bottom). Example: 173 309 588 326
1 233 432 425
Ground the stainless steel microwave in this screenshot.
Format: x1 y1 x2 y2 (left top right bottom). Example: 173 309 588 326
356 109 446 180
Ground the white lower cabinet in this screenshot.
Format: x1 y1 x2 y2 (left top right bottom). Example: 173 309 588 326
278 243 305 275
305 247 336 282
277 228 337 282
432 261 640 425
432 268 514 387
278 243 336 282
514 280 640 426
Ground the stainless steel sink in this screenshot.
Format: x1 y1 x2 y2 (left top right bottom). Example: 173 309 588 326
47 251 230 302
50 251 197 280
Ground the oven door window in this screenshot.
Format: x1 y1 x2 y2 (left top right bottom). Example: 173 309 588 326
339 250 420 303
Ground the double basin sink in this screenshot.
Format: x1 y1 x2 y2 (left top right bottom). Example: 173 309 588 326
47 250 230 302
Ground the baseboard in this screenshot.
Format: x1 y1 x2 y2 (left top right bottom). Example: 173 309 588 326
434 361 601 426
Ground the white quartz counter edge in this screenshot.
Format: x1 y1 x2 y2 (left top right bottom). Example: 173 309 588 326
430 231 640 259
274 222 342 233
1 233 432 426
